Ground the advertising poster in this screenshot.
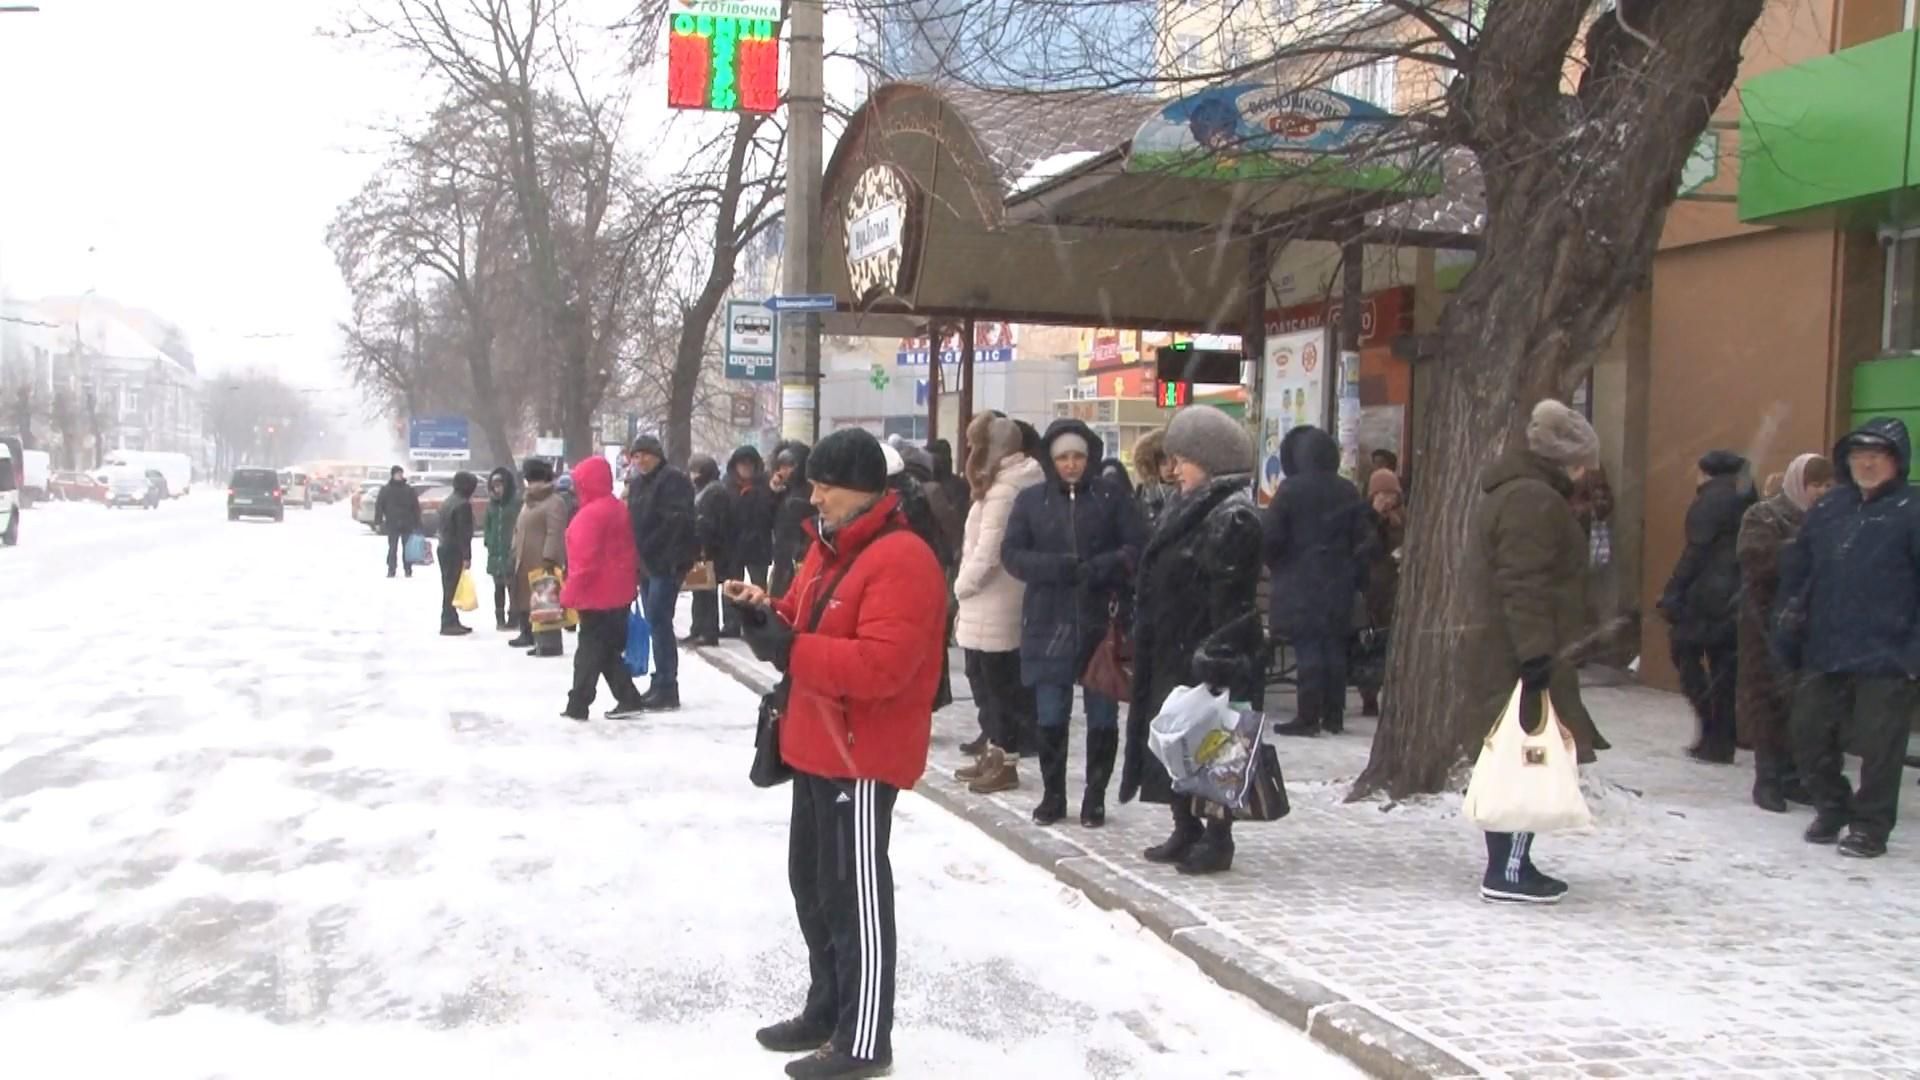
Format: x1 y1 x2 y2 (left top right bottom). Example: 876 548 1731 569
1337 350 1363 481
1260 328 1324 503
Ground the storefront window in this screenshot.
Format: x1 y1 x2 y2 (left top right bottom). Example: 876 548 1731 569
1886 231 1920 354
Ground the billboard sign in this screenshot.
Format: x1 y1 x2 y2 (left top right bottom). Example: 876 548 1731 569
408 416 470 461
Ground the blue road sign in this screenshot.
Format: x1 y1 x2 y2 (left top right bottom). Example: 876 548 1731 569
763 294 837 313
408 416 470 460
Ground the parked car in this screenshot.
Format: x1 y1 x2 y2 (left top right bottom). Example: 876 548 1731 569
278 469 312 509
104 468 158 509
49 470 107 503
417 479 489 537
352 481 384 529
229 468 285 522
0 440 18 546
311 476 342 504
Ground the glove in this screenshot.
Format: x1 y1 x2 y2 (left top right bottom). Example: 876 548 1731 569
1519 655 1553 693
742 611 795 672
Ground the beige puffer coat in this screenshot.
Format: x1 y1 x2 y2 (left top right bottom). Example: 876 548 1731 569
955 425 1044 653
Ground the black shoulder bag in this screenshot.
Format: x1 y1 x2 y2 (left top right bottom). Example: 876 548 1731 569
750 525 899 788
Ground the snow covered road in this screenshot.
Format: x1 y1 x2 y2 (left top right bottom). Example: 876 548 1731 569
0 497 1358 1079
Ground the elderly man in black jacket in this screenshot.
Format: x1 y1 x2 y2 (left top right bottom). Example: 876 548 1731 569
373 466 422 579
628 435 697 710
1776 418 1920 859
685 454 731 648
1661 450 1754 764
1264 426 1373 737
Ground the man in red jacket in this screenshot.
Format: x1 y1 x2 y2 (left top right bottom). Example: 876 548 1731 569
559 456 645 722
726 427 945 1080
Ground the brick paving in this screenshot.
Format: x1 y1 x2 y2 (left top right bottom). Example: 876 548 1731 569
703 642 1920 1079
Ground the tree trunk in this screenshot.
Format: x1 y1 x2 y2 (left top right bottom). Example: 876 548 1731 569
1352 0 1766 800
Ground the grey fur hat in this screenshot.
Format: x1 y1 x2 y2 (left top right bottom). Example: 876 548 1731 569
1162 406 1254 479
1526 399 1600 469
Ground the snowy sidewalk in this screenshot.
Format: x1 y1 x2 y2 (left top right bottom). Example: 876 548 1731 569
704 640 1920 1080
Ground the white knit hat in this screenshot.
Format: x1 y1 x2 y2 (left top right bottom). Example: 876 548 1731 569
1526 399 1600 468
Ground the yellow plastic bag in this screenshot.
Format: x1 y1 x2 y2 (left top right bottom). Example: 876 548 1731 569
453 570 479 613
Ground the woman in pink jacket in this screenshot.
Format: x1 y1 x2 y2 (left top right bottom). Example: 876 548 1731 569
560 457 645 722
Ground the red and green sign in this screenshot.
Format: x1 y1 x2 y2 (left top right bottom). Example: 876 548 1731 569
668 8 779 114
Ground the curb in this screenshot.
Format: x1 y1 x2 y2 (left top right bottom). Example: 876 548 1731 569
697 647 1476 1080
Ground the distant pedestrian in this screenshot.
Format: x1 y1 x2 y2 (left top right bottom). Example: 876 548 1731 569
559 456 645 722
1737 453 1831 813
732 427 946 1080
1358 468 1405 718
1121 406 1264 877
953 413 1044 795
1130 429 1175 530
555 472 579 524
1661 450 1755 764
686 453 730 648
927 438 971 560
436 471 479 637
769 440 814 598
510 457 568 656
373 465 421 579
1002 419 1145 828
1571 464 1625 666
483 466 523 633
1461 400 1606 904
1775 419 1920 859
721 446 774 639
1265 425 1371 738
627 435 696 711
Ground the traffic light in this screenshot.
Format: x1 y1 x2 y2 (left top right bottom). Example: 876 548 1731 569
1156 380 1192 409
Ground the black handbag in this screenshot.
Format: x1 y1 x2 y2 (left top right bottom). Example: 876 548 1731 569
1240 744 1291 822
747 525 899 789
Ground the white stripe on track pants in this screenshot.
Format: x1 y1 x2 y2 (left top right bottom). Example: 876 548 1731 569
788 773 899 1063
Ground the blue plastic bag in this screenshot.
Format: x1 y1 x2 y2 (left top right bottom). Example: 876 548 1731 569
404 533 432 567
624 604 651 676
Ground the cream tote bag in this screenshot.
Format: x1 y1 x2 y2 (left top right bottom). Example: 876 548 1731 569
1463 682 1593 834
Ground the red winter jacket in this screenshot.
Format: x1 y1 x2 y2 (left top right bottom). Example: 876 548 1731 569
561 457 639 611
775 493 947 791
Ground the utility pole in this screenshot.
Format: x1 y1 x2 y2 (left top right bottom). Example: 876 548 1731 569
777 0 823 443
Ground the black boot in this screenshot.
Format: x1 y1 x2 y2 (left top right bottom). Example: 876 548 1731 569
1274 682 1322 737
506 612 535 649
1323 691 1346 736
1752 751 1788 814
1031 724 1068 826
1143 798 1203 864
1081 727 1118 828
1177 819 1235 875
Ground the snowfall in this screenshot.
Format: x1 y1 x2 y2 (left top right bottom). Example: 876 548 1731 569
0 496 1360 1080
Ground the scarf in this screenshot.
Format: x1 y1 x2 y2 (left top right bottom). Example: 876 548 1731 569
1782 453 1820 511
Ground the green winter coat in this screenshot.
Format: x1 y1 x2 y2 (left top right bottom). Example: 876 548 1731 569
1461 447 1602 763
483 468 522 579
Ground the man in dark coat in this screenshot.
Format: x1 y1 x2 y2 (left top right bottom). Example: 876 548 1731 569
1002 419 1147 830
721 445 774 638
1264 425 1373 737
1775 418 1920 859
1461 401 1604 906
373 466 422 578
928 438 971 563
686 453 731 647
1660 450 1754 764
627 435 696 710
1120 406 1264 877
436 471 479 636
769 440 815 598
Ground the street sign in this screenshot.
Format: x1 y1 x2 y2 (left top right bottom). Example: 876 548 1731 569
534 436 564 458
729 393 756 427
763 293 837 313
725 299 777 382
408 416 470 461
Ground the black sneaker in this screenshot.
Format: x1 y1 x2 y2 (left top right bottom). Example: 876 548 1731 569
1480 873 1568 905
1838 831 1887 859
440 625 472 637
561 709 589 723
1272 717 1320 738
638 687 681 712
784 1047 891 1079
754 1016 833 1054
1804 816 1847 845
606 700 648 721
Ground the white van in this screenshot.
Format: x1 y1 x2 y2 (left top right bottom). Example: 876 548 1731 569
278 469 312 509
0 441 19 545
101 450 191 498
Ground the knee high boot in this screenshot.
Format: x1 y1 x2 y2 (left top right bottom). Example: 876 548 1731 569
1032 724 1069 826
1081 727 1118 828
1143 796 1203 864
1178 817 1235 875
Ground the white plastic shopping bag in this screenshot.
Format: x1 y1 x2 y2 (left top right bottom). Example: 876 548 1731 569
1148 685 1237 783
1462 682 1593 834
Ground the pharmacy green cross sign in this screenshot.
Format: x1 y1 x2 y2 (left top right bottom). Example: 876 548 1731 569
869 365 890 391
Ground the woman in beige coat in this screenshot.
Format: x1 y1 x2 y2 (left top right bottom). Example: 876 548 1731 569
510 457 570 657
953 413 1045 793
